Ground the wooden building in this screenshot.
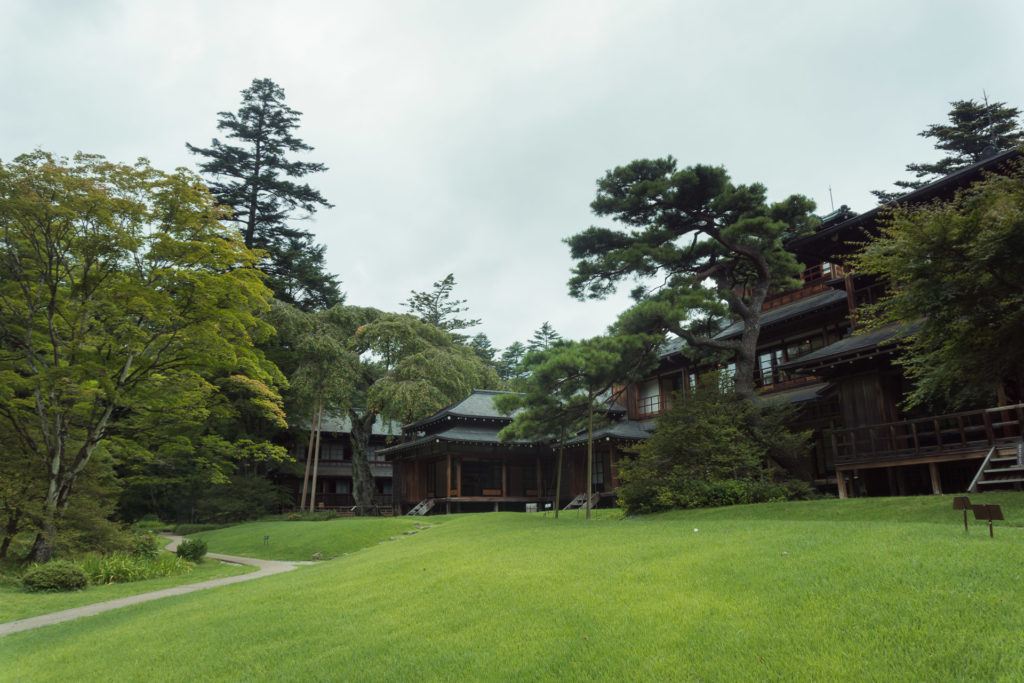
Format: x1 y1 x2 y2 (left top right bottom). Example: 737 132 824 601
379 389 649 514
624 148 1024 498
287 414 400 509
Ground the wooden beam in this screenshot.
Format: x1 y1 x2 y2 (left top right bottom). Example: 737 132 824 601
929 462 942 495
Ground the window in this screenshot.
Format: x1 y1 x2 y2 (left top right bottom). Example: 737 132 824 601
637 379 661 416
592 457 605 492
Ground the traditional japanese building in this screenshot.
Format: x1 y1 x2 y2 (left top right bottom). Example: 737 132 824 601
379 389 649 514
287 414 400 509
624 148 1024 498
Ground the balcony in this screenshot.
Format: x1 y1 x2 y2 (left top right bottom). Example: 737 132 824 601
828 404 1024 467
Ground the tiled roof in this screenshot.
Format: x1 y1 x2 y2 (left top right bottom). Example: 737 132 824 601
404 389 521 431
309 413 401 437
377 424 535 457
564 419 653 446
714 289 848 341
780 322 916 371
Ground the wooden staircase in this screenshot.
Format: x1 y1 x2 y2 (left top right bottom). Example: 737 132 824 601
407 498 436 516
562 493 601 511
969 441 1024 491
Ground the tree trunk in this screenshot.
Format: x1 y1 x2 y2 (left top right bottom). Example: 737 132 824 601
733 322 760 400
0 507 22 560
349 409 377 509
586 400 594 521
299 403 320 510
307 411 324 512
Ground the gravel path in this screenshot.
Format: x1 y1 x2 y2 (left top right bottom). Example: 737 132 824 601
0 535 302 637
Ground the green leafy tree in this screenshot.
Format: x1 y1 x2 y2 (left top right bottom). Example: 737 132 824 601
0 152 276 560
469 332 498 365
567 159 816 399
187 77 341 310
856 163 1024 409
527 322 562 352
874 98 1024 202
403 273 481 341
496 341 528 384
503 335 657 519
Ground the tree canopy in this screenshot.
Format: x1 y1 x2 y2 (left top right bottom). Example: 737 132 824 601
403 273 481 340
855 162 1024 409
566 158 816 398
873 98 1024 202
187 77 341 310
0 152 280 560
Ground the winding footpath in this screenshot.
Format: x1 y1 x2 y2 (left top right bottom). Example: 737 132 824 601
0 536 303 637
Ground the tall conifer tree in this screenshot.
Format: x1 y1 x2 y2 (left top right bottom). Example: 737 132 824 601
188 78 341 310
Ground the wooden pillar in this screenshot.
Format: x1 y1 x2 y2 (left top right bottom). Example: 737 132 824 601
843 272 857 330
456 458 462 497
535 456 542 496
446 450 452 497
929 462 942 495
501 458 507 497
836 469 848 499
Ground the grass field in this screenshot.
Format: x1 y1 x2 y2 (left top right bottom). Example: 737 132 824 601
186 516 430 560
0 556 255 623
3 494 1024 681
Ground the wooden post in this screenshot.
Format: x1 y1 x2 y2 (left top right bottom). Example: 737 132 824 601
446 451 452 497
308 403 325 512
456 458 462 497
929 462 942 495
501 458 507 497
836 470 848 499
535 456 542 497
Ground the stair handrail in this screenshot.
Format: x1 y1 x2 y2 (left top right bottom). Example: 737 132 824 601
968 445 998 493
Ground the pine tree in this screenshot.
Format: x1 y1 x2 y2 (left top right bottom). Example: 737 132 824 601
469 333 498 364
873 98 1024 202
187 78 342 310
527 321 562 351
496 341 528 382
403 273 481 340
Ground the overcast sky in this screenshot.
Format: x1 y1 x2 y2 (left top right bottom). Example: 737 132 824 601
2 1 1023 348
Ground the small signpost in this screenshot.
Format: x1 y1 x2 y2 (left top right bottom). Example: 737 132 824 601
972 504 1005 538
952 496 971 532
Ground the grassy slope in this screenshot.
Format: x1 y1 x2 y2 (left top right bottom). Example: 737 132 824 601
0 557 255 623
4 494 1024 681
187 516 428 560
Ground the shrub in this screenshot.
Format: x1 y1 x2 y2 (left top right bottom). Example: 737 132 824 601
130 531 161 558
22 561 89 592
176 538 207 562
79 552 193 584
617 382 812 515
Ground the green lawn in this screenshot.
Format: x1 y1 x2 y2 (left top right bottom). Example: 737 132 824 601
0 556 255 623
3 494 1024 681
187 516 430 560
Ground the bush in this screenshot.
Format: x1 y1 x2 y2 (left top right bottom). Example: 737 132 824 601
176 538 207 562
130 531 161 558
79 552 193 584
617 382 812 515
22 561 89 592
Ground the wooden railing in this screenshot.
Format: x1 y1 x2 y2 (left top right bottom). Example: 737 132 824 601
828 404 1024 466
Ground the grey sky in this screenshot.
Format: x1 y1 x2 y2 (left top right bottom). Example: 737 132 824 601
2 1 1023 348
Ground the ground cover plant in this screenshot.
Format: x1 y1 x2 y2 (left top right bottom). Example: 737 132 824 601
186 516 427 561
3 495 1024 680
0 559 254 623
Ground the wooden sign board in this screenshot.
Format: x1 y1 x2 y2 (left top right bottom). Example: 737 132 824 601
972 504 1005 521
952 496 971 510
